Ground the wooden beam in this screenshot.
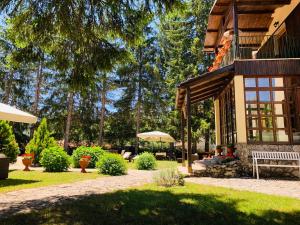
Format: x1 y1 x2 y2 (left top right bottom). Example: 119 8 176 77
191 93 218 104
214 2 233 49
211 9 275 16
233 0 239 58
237 10 274 15
186 87 192 173
208 27 269 33
180 110 186 167
215 0 290 6
190 87 222 101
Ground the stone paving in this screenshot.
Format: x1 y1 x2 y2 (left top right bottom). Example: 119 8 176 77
186 176 300 199
0 169 154 217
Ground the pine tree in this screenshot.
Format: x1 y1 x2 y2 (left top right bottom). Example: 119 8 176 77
0 120 19 163
25 118 57 164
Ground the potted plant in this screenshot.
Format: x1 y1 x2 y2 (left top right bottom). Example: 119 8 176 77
79 155 91 173
22 153 34 171
216 145 223 156
227 144 235 157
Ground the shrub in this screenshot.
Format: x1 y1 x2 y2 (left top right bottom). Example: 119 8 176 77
72 146 105 168
40 146 70 172
0 120 19 163
153 168 185 187
25 118 57 164
135 152 157 170
96 153 127 176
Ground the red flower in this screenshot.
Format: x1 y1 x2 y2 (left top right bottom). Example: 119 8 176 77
81 155 91 159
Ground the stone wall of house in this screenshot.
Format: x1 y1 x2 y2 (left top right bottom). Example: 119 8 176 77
193 160 245 178
236 144 300 178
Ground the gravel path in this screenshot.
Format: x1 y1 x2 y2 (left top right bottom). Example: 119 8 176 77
0 170 154 217
186 177 300 199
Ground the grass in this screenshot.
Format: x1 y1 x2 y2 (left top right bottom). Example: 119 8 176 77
1 182 299 225
0 170 102 193
127 160 178 170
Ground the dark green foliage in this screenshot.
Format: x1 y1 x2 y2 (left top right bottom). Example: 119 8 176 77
135 152 157 170
96 153 127 176
0 120 19 163
72 146 105 168
40 146 71 172
25 118 57 164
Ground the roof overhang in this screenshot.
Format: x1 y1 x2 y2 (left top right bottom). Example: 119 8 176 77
204 0 292 52
176 64 235 109
176 58 300 109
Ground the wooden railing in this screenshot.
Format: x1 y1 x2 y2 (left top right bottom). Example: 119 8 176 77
220 34 300 67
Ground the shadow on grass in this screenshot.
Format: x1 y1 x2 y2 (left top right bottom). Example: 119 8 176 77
1 186 299 225
0 179 39 188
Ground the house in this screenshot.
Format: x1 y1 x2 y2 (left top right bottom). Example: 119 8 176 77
176 0 300 175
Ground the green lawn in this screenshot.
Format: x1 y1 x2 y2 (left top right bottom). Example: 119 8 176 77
127 160 178 170
1 183 299 225
0 170 102 193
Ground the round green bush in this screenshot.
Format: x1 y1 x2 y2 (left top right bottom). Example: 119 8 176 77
72 146 105 168
40 146 71 172
0 120 19 163
135 152 157 170
25 118 57 164
96 153 127 176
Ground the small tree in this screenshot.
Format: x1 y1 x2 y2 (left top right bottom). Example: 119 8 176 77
26 118 56 164
0 120 19 163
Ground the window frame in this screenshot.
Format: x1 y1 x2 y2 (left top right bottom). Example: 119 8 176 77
244 76 294 144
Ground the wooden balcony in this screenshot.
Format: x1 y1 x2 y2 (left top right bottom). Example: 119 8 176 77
220 34 300 67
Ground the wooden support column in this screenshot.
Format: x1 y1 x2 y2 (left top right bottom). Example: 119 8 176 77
233 0 240 58
180 110 186 167
186 87 192 173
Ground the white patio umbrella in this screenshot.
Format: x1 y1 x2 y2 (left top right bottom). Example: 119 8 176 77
137 131 175 143
0 103 37 124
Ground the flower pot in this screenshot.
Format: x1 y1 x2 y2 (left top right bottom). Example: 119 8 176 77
227 147 234 157
0 154 9 179
79 159 90 173
22 158 32 171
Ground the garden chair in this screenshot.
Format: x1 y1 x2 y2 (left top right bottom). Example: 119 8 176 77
122 152 132 160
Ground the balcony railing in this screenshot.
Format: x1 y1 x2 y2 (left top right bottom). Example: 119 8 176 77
220 34 300 67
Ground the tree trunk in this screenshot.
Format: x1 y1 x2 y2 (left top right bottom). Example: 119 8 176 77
135 49 142 154
99 75 106 146
64 91 74 151
30 61 43 138
3 71 14 104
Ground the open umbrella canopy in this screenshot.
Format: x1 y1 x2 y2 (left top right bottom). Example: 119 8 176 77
137 131 175 143
0 103 37 124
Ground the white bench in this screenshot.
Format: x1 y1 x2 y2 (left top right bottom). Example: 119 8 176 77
252 151 300 179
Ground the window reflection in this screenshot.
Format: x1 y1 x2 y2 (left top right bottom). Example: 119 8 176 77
261 117 273 128
271 78 283 87
245 78 256 87
259 91 271 102
262 130 274 142
274 117 286 129
276 130 289 142
272 91 285 102
274 104 284 115
246 104 258 115
259 104 272 115
246 91 257 101
258 78 270 87
248 130 259 142
247 117 258 128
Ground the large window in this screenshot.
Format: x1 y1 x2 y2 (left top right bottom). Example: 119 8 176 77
220 81 237 145
244 76 300 144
